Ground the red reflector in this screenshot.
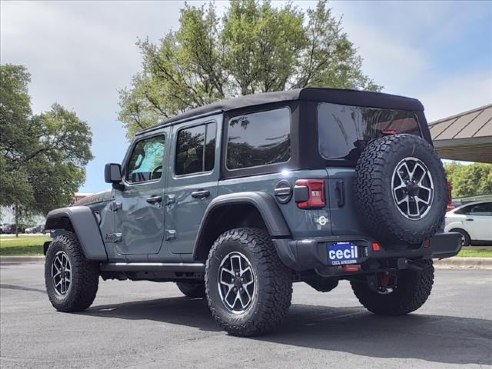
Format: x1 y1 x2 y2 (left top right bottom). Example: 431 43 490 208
295 179 326 209
372 242 381 252
423 239 430 248
342 265 360 273
382 129 397 135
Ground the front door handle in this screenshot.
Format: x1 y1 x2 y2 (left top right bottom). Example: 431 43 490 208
146 195 162 204
466 218 474 221
191 190 210 199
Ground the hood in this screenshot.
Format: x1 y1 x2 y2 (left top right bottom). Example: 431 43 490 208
74 189 112 206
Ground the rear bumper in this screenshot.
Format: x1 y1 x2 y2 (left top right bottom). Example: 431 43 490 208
273 232 462 272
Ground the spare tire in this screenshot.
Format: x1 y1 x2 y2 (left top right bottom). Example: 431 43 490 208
354 134 447 245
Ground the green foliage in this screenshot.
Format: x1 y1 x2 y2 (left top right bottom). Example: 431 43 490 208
0 64 93 218
0 235 49 256
119 0 381 138
444 162 492 198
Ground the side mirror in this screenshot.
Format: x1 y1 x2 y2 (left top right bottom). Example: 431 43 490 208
104 163 122 184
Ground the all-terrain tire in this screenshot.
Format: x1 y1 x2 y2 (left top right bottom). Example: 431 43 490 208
354 134 448 244
351 259 434 315
176 281 206 298
45 232 99 312
205 228 292 337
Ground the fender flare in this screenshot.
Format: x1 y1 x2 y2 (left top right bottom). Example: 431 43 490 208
193 192 290 260
45 206 108 261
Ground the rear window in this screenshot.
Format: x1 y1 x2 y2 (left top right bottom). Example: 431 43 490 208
226 108 290 170
317 103 421 161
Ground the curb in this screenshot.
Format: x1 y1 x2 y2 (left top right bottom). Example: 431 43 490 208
0 256 44 263
434 257 492 270
1 255 491 269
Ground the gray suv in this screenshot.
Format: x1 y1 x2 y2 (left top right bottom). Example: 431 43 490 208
44 88 461 336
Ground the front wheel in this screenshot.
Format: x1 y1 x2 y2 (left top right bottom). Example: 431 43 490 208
205 228 292 337
351 260 434 315
45 232 99 312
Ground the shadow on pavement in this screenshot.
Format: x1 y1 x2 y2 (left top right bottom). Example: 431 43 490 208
83 296 221 332
83 297 491 366
0 283 46 294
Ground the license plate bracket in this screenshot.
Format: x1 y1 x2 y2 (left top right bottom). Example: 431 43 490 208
327 242 359 265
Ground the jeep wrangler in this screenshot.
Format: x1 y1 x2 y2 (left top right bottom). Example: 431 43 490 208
44 88 461 337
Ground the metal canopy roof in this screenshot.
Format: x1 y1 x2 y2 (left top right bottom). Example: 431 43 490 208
429 104 492 163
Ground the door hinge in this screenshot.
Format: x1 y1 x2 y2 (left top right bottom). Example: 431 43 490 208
165 229 176 240
105 233 122 243
166 194 176 206
110 201 122 212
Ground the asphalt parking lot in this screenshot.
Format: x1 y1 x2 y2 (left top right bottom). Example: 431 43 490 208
1 263 491 369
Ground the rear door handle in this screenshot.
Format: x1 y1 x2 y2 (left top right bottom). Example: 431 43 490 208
146 195 162 204
191 190 210 199
466 218 474 221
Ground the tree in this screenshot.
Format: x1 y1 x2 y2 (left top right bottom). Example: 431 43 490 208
444 162 492 198
0 65 34 208
118 0 381 138
0 64 93 235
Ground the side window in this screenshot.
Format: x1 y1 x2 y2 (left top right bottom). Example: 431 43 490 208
175 122 216 176
455 205 471 215
226 108 290 170
468 202 492 216
126 135 165 184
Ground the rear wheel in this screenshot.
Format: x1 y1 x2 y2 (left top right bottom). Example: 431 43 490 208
205 228 292 337
450 228 471 247
45 232 99 312
176 281 206 298
351 260 434 315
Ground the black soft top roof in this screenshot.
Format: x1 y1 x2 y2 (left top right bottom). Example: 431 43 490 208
139 88 424 135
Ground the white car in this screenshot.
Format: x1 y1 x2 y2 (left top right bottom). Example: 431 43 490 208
445 201 492 246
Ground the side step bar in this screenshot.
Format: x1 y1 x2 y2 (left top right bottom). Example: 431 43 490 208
100 262 205 273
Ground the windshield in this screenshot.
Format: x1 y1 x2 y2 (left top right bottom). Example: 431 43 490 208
317 102 421 162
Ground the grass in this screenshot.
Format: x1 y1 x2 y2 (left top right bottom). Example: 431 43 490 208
1 234 491 258
457 248 492 258
0 235 50 256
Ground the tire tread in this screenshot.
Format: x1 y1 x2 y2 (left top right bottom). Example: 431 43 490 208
205 228 292 337
45 232 99 312
351 260 434 315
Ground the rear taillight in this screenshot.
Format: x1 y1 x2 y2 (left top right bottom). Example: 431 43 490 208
294 179 326 209
446 181 454 211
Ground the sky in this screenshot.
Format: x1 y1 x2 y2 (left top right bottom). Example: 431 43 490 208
1 0 491 194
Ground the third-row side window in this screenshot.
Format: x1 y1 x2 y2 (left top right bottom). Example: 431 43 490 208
226 108 291 170
175 122 216 175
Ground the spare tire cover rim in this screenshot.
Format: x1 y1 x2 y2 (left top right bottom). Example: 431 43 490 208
391 157 434 220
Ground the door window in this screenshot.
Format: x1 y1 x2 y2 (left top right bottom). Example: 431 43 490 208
175 122 216 175
126 135 166 183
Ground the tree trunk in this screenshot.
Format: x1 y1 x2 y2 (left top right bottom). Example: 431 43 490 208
15 203 19 238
